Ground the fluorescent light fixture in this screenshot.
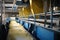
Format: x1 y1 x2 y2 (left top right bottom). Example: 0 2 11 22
0 13 1 16
5 4 17 7
5 4 13 7
53 7 58 11
17 0 22 1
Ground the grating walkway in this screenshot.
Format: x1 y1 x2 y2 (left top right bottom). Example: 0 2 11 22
7 20 34 40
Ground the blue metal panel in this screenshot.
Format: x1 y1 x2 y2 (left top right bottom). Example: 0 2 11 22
15 18 20 23
24 22 29 29
36 26 54 40
20 21 23 25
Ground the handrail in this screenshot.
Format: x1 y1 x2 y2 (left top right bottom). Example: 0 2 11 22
19 19 49 28
28 13 60 17
19 19 60 32
20 18 57 23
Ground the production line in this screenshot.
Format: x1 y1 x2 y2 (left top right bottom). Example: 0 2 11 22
0 0 60 40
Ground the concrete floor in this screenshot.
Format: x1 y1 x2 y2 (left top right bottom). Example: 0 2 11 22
7 20 34 40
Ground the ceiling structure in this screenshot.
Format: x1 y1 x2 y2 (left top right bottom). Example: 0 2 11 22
1 0 44 17
19 0 43 17
0 0 60 18
3 0 17 12
4 0 13 2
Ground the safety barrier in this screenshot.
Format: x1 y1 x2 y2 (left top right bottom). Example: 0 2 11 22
19 20 60 40
5 18 60 40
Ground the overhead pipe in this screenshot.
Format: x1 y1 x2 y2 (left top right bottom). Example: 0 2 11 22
29 0 35 17
29 0 36 35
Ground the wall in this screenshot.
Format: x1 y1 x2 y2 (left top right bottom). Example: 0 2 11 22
19 0 43 18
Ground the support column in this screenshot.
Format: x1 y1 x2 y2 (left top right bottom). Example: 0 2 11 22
50 0 54 28
0 0 3 24
2 0 6 25
43 0 48 27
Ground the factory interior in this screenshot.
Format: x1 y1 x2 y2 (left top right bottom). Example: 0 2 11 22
0 0 60 40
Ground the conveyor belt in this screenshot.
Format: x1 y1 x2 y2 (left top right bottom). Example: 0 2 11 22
7 20 34 40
